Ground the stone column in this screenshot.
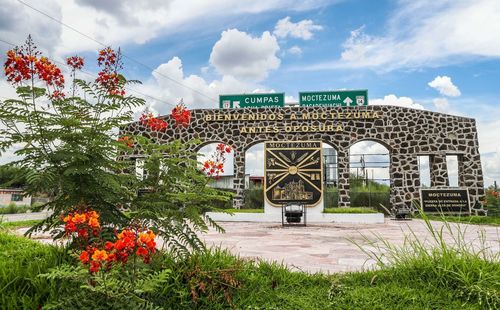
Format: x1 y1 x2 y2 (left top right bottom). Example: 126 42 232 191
336 148 350 207
430 154 449 187
390 153 420 209
458 152 484 203
232 147 246 209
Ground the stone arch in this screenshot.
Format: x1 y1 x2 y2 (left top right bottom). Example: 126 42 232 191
348 137 392 153
195 140 229 152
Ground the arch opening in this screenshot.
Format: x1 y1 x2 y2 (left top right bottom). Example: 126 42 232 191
198 142 234 195
243 142 265 210
348 140 390 211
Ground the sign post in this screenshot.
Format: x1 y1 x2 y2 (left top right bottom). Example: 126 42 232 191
299 90 368 107
420 188 471 214
220 93 285 108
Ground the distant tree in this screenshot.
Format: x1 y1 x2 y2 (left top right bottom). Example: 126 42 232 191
0 165 27 188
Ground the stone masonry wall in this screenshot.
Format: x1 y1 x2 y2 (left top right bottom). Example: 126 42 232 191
122 105 484 210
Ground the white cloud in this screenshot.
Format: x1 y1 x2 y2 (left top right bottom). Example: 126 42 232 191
482 147 500 186
209 29 280 81
0 0 62 57
273 16 323 40
428 76 461 97
3 0 334 57
298 0 500 71
369 94 425 110
136 56 260 112
432 98 450 113
288 45 303 56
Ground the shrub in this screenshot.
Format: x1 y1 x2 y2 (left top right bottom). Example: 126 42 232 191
0 202 30 214
244 187 264 209
0 232 69 309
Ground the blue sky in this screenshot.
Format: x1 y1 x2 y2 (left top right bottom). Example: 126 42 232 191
0 0 499 186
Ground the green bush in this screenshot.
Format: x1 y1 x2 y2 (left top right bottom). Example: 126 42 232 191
0 232 70 309
244 187 264 209
0 202 30 214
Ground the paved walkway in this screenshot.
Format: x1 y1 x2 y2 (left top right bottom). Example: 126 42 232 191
200 220 499 274
0 211 52 222
13 218 499 274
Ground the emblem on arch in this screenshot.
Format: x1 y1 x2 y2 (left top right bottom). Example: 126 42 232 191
264 141 323 207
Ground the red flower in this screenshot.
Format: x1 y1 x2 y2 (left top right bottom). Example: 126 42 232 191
136 246 148 257
105 241 114 251
90 261 101 273
50 90 65 100
4 49 34 84
79 250 90 264
118 135 134 148
66 56 84 70
171 103 191 127
95 47 124 96
97 47 117 67
140 112 168 132
35 56 65 88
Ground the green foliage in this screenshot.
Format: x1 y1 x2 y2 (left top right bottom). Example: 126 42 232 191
0 219 42 229
2 230 499 309
244 187 264 209
0 164 27 188
349 211 500 309
323 207 377 214
230 208 265 213
484 187 500 217
0 232 69 309
127 139 232 257
421 215 500 226
0 202 31 214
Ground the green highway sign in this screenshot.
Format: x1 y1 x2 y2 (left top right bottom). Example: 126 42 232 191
219 93 285 109
299 90 368 107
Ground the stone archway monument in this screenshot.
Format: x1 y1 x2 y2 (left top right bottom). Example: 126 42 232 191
123 105 484 211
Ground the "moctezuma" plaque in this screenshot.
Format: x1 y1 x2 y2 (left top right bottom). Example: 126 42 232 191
264 141 323 207
420 188 471 214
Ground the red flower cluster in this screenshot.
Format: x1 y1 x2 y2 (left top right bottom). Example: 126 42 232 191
95 47 125 96
4 49 35 83
62 209 100 239
118 135 134 148
34 57 65 88
171 103 191 127
202 143 232 179
4 46 65 96
66 56 84 70
97 47 117 67
140 112 168 132
51 90 65 100
78 228 156 273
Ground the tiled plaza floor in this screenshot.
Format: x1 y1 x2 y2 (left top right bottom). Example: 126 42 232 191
18 219 499 274
200 220 499 274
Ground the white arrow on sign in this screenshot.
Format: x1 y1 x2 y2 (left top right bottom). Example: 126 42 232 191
343 97 353 105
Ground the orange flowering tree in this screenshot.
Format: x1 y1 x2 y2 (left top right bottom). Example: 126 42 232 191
0 36 231 250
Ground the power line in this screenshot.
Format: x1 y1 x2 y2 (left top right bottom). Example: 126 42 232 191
0 37 173 107
16 0 218 102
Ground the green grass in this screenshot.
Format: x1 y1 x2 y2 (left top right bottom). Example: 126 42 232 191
0 203 31 214
422 215 500 226
0 219 42 229
323 207 378 214
231 208 264 213
0 231 70 309
0 211 498 309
